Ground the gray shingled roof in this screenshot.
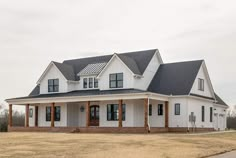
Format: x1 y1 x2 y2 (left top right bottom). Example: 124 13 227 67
29 85 40 96
214 93 228 107
148 60 203 95
117 54 141 75
63 49 157 80
53 61 75 80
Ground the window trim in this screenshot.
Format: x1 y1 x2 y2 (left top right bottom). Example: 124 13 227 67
175 103 180 115
198 78 204 91
48 79 59 93
109 73 123 88
158 104 163 116
107 104 126 121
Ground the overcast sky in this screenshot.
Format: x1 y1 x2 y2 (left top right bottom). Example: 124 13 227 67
0 0 235 111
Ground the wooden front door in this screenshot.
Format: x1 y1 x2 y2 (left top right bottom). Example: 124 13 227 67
90 105 99 126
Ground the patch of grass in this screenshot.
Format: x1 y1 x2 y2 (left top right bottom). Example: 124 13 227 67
0 132 236 158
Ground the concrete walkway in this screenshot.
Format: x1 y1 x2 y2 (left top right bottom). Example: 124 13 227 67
209 151 236 158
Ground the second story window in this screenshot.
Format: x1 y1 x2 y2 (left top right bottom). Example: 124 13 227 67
94 78 98 88
89 78 93 88
48 79 59 92
83 78 87 88
109 73 123 88
158 104 163 116
198 78 204 91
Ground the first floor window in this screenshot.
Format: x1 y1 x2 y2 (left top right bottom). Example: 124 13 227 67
48 79 59 92
89 78 93 88
202 106 205 122
83 78 87 88
46 106 51 121
175 103 180 115
149 104 152 116
210 107 213 122
46 106 61 122
29 109 33 118
107 104 126 121
158 104 163 115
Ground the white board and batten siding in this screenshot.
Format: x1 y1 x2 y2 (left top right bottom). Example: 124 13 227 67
133 53 161 90
39 64 68 94
190 63 214 98
99 56 134 90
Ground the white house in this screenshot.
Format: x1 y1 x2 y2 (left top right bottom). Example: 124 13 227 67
6 49 228 133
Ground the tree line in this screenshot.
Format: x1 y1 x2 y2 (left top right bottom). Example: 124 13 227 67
0 109 25 132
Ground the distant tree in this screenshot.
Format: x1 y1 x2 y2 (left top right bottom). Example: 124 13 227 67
0 109 25 132
227 105 236 129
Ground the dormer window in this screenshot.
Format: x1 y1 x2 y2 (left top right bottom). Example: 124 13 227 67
83 78 87 88
109 73 123 88
94 78 98 88
198 78 204 91
48 79 59 92
89 78 93 88
83 77 99 89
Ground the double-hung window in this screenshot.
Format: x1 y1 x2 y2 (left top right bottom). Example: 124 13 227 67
175 103 180 115
46 106 61 122
109 73 123 88
210 107 213 122
107 104 126 121
158 104 163 115
89 78 93 88
198 78 204 91
149 104 152 116
202 106 205 122
48 79 59 92
94 78 98 88
83 78 87 88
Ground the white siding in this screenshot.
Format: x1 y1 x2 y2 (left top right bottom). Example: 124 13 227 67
187 98 214 128
133 53 161 90
38 103 67 127
149 100 165 127
213 105 227 130
190 64 213 98
99 56 134 90
99 100 134 127
169 97 188 128
40 64 68 94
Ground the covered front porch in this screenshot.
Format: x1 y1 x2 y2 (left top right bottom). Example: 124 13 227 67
7 90 170 133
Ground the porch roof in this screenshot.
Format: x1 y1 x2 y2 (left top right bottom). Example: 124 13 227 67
7 89 146 100
5 89 170 105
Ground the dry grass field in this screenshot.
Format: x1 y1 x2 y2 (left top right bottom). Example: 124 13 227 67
0 131 236 158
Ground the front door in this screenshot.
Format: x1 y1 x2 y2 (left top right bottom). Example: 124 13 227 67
90 105 99 126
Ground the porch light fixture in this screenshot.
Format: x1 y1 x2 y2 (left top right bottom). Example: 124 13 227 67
80 106 85 112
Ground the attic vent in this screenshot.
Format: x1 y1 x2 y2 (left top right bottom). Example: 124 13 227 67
78 62 107 76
